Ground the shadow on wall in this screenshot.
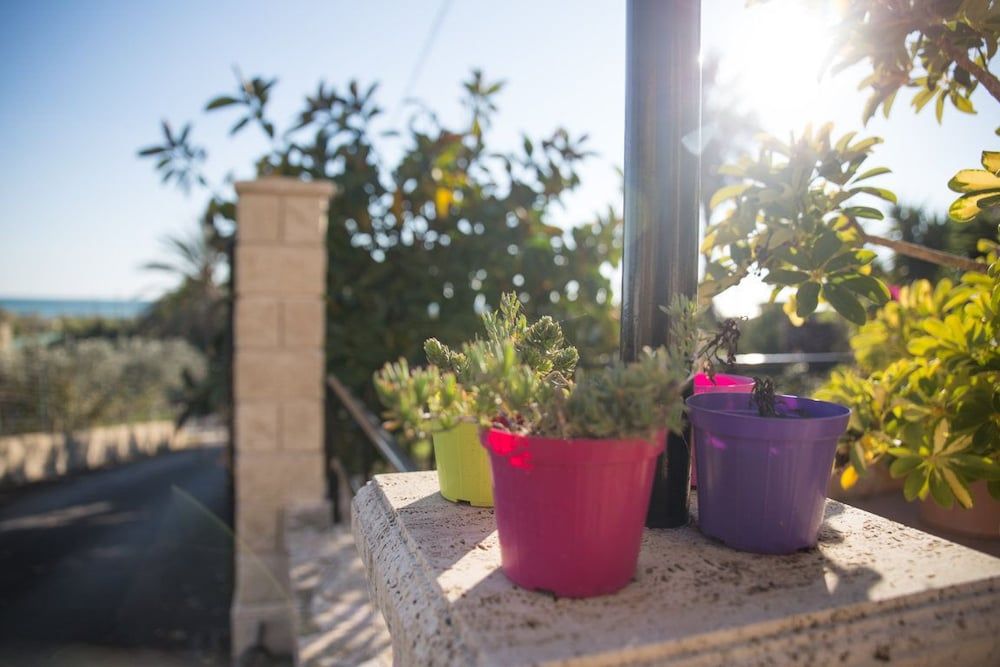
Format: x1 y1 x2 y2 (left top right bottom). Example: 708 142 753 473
0 417 225 488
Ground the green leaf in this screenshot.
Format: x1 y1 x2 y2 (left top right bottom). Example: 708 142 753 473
840 275 891 304
952 95 975 114
763 269 810 286
907 336 938 355
953 455 1000 481
823 283 867 325
847 136 883 154
853 166 891 182
205 96 239 111
942 468 973 508
949 192 1000 223
983 151 1000 175
825 249 876 272
813 231 842 266
849 440 868 472
229 116 251 135
928 472 955 508
903 468 928 501
849 186 898 204
912 87 935 112
889 456 921 479
947 169 1000 194
138 146 166 156
796 281 820 317
709 183 752 210
843 206 884 220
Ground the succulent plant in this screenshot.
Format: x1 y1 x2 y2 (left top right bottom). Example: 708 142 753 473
374 293 578 441
376 292 743 443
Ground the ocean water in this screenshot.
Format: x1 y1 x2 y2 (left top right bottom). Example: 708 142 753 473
0 298 151 319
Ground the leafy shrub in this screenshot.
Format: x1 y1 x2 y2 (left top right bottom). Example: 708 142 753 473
0 338 205 435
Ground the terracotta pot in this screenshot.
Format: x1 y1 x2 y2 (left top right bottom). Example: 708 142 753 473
827 462 904 501
919 481 1000 539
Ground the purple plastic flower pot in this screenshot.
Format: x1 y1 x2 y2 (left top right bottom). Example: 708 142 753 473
691 373 755 488
686 392 850 554
481 428 663 598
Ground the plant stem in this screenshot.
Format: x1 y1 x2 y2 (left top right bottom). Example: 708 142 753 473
851 221 988 274
938 39 1000 105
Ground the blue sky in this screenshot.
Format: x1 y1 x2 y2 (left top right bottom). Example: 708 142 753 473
0 0 996 314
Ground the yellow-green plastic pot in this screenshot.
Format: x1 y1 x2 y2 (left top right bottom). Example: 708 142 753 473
433 422 494 507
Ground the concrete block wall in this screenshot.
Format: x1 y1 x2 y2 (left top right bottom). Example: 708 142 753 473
231 177 335 660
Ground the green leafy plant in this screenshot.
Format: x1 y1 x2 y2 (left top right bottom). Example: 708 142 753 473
707 0 1000 507
949 150 1000 222
818 251 1000 506
826 0 1000 124
0 338 205 435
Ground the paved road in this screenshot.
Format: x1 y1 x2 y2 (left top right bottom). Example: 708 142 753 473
0 447 232 666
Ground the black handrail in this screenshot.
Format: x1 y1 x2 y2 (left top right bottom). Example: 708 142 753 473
326 374 416 474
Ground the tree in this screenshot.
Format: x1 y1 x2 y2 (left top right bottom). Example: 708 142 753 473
140 70 622 470
705 0 1000 507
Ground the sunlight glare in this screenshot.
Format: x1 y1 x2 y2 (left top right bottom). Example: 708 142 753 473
720 0 841 135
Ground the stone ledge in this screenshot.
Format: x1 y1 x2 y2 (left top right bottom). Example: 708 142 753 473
352 471 1000 666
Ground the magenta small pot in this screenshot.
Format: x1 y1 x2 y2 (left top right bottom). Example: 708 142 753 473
686 392 850 554
691 373 755 487
481 428 663 598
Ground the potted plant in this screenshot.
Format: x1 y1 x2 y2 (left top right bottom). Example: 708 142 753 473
464 297 727 598
380 294 741 597
686 377 850 554
374 293 578 507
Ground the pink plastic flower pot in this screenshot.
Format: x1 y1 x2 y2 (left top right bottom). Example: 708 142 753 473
481 428 663 598
690 373 754 488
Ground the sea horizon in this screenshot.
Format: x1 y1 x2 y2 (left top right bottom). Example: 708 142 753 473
0 297 152 319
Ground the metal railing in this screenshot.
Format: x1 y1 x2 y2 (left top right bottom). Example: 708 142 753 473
732 351 852 368
327 374 415 473
325 373 415 522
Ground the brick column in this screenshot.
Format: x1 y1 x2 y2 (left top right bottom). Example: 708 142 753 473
230 177 335 658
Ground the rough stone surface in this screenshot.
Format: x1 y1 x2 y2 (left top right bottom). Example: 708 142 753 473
236 297 280 349
237 193 282 242
236 245 326 297
232 177 333 660
353 471 1000 667
235 349 325 401
283 195 329 244
282 299 326 348
286 502 392 667
236 401 280 452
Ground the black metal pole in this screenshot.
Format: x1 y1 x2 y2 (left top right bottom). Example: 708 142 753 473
622 0 701 528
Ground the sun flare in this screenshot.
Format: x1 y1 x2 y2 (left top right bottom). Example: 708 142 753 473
720 0 843 135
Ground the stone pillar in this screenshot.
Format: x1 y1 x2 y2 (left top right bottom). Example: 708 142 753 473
230 177 335 659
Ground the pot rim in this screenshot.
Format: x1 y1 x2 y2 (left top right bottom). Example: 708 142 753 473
481 427 665 465
686 392 850 423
